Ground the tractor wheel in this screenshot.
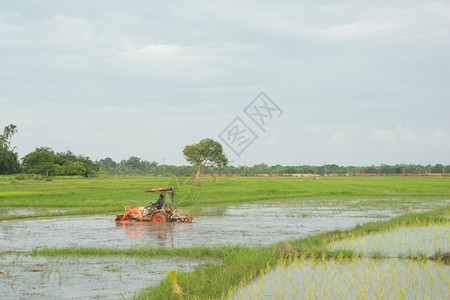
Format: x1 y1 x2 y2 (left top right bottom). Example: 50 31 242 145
152 212 167 223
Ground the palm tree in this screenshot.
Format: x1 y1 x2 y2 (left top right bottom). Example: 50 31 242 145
0 124 18 150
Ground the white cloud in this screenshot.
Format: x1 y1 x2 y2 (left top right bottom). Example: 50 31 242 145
316 21 393 41
395 126 420 143
125 43 188 63
428 128 449 145
113 40 251 81
221 1 450 45
50 14 93 40
371 129 396 144
324 131 353 147
370 126 420 145
369 126 450 148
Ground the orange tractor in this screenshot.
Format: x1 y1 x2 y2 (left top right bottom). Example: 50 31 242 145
115 187 193 223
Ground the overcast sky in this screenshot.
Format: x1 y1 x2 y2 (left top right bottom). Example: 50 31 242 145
1 0 449 166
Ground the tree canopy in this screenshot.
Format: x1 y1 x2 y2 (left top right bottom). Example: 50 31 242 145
22 147 99 177
0 124 20 174
0 150 20 174
98 156 158 174
183 138 228 184
0 124 18 151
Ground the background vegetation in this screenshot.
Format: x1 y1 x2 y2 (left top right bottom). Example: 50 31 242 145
95 160 450 176
1 124 449 176
21 147 98 177
1 175 449 220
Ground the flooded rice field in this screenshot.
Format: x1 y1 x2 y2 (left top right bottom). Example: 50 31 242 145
0 254 209 299
231 257 449 299
0 203 399 251
330 224 450 257
1 202 446 299
231 221 450 299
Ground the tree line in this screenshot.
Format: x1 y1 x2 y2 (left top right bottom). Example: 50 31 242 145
0 124 448 176
96 161 449 176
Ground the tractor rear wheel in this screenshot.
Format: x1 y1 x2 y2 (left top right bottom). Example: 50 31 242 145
152 212 167 223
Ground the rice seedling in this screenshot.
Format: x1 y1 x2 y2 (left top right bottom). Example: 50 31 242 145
329 223 449 257
233 256 448 299
127 206 449 299
166 269 183 296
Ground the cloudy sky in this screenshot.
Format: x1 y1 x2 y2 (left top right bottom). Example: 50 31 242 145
1 0 449 166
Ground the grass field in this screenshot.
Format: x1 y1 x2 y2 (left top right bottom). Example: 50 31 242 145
1 175 449 220
1 175 449 299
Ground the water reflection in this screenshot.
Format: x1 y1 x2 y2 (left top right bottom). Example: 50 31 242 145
115 221 194 247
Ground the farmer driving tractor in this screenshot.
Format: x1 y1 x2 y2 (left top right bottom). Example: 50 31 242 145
151 194 165 210
144 194 165 217
115 187 193 223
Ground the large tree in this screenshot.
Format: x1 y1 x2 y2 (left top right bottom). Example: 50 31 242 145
183 138 228 184
0 124 20 174
22 147 57 176
0 124 18 151
0 150 20 174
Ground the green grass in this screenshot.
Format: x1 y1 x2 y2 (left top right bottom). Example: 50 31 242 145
1 175 449 220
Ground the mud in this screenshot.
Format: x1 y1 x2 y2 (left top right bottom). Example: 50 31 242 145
0 203 398 251
0 254 210 299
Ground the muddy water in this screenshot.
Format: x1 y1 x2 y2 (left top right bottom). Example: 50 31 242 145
0 254 209 299
0 204 397 251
